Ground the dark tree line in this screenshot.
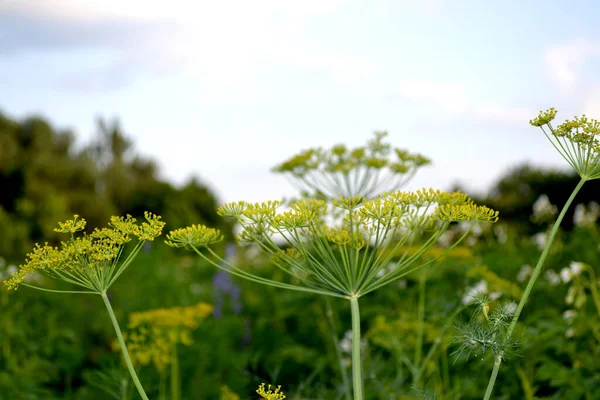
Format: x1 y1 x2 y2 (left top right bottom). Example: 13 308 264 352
0 111 232 263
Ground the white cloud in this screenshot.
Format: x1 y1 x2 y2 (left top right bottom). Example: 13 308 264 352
389 80 534 125
472 104 534 125
394 80 468 113
544 39 600 89
582 85 600 117
2 0 377 91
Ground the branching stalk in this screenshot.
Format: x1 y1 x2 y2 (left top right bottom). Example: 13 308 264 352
482 177 586 400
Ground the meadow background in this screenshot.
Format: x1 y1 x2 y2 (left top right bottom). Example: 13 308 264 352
1 1 600 399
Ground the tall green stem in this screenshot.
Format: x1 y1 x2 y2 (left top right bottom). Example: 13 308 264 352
350 296 363 400
413 273 426 387
171 343 181 400
325 298 352 400
101 291 149 400
482 178 586 400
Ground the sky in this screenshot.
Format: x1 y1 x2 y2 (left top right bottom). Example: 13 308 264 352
1 0 600 204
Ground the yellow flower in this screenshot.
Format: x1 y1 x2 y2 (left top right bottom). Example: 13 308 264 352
256 383 286 400
118 302 213 374
4 212 165 292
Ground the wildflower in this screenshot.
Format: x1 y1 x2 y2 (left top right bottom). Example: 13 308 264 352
517 265 533 283
530 108 600 181
560 261 584 283
530 194 558 223
256 383 286 400
531 232 548 251
573 201 600 226
562 309 577 324
119 302 213 374
463 281 489 305
544 269 561 286
3 212 165 292
167 190 497 299
272 132 431 200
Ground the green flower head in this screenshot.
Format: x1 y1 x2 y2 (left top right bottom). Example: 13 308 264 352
4 212 165 292
167 190 498 299
272 132 431 200
531 108 600 180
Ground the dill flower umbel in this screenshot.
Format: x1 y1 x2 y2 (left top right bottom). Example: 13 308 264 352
256 383 286 400
167 190 497 298
530 108 600 180
272 132 431 199
4 212 165 292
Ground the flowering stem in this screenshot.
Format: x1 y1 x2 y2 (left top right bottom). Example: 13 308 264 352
101 291 149 400
325 297 352 400
350 296 363 400
171 343 180 400
414 273 426 376
482 177 586 400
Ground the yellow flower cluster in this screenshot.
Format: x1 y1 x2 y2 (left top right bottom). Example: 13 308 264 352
167 189 498 297
118 302 213 374
4 212 165 291
256 383 286 400
164 224 224 249
272 132 430 179
530 108 600 180
271 132 431 198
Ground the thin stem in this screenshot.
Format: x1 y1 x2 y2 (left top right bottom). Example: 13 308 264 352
21 283 97 295
101 291 149 400
483 355 502 400
482 177 586 400
325 297 352 400
413 272 426 387
171 343 180 400
350 296 363 400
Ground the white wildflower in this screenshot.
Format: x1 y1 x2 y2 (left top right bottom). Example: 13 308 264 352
489 291 502 301
462 280 488 305
573 201 600 227
569 261 585 275
544 270 561 286
565 328 575 338
517 265 533 282
531 232 548 251
560 268 574 283
340 331 353 354
531 194 558 223
562 309 577 323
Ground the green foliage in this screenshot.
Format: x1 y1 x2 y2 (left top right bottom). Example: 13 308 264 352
0 111 232 264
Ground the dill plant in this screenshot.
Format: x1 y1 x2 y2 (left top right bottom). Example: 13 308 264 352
272 131 431 200
275 131 434 398
481 109 600 399
165 191 498 400
3 212 165 400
